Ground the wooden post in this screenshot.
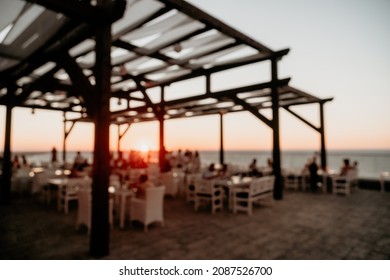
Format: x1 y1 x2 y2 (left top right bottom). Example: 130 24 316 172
1 105 13 205
159 86 165 171
89 0 112 258
319 102 327 170
219 112 225 165
63 114 67 163
271 58 283 200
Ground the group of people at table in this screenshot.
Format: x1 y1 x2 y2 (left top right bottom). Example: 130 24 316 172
7 147 360 196
7 148 361 215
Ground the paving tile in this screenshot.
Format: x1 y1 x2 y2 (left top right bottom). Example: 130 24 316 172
1 189 389 259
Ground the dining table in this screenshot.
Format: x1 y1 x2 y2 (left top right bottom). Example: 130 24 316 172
110 187 135 229
216 176 252 210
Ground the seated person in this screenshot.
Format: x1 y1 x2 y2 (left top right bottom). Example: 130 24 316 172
339 158 353 176
203 163 219 179
135 174 155 198
248 158 261 177
218 163 231 179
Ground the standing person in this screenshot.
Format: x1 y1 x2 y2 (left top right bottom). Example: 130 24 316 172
309 157 318 192
51 147 57 163
176 149 183 168
12 155 21 169
191 151 201 173
73 151 84 170
21 155 29 168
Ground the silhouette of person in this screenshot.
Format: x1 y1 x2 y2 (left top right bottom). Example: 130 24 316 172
309 157 318 192
51 147 57 163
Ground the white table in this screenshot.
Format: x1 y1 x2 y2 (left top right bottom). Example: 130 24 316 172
113 188 134 228
45 178 68 205
216 176 252 210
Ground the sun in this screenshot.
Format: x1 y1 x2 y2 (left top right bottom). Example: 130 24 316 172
140 144 149 153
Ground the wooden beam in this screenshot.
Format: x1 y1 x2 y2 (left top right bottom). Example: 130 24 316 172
229 95 272 128
13 65 62 106
171 79 290 107
56 53 95 115
160 0 273 53
283 106 320 132
63 117 76 163
133 77 159 114
111 79 290 118
142 49 289 89
112 6 172 40
117 123 131 153
0 23 93 88
26 0 126 24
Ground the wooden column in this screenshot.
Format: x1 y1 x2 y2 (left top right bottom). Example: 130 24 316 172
271 58 283 200
63 114 75 164
319 102 327 170
219 112 225 165
90 0 112 257
159 86 165 170
63 116 67 163
1 105 13 205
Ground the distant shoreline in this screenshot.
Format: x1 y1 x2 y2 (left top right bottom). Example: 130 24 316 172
10 149 390 154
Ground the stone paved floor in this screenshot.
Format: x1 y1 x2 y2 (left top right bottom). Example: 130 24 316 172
1 188 389 260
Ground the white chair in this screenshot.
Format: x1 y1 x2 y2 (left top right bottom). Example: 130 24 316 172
159 172 178 197
284 173 300 190
58 177 90 214
332 169 358 195
76 188 114 233
232 176 274 215
186 173 202 202
11 168 32 195
194 179 223 214
172 168 186 195
129 185 165 232
32 171 49 195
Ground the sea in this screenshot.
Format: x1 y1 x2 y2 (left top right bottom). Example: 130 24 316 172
12 149 390 180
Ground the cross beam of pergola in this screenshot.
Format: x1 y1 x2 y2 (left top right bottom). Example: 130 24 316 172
0 0 332 257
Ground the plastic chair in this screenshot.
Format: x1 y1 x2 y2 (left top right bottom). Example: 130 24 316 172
76 188 114 233
159 172 178 197
186 173 202 202
129 186 165 232
58 177 90 214
232 176 274 215
194 179 223 214
332 169 357 195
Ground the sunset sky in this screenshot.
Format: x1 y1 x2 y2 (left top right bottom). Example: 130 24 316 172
0 0 389 153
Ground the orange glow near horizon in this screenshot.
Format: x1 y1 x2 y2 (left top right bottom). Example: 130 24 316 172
0 107 389 153
1 1 390 154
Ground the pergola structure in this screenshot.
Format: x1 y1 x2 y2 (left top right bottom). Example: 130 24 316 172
0 0 332 257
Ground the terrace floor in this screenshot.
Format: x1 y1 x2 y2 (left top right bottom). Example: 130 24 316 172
1 188 389 260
